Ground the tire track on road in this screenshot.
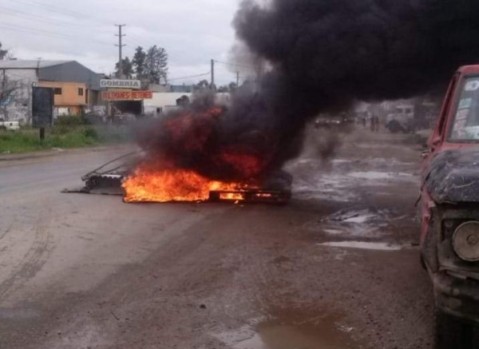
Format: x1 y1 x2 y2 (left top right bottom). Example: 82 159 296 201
0 206 54 302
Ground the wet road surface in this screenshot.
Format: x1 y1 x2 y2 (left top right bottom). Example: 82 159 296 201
0 131 434 348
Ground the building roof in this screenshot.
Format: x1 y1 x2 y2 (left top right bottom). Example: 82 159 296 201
0 60 72 69
0 60 102 90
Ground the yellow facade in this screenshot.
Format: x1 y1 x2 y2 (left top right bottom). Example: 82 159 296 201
38 81 88 115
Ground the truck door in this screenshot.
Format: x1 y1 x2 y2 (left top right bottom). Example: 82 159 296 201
423 72 461 170
419 72 460 244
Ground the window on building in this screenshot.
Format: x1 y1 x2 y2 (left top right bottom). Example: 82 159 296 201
54 88 62 95
78 88 84 96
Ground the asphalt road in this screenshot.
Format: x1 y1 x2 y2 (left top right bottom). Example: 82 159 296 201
0 130 435 349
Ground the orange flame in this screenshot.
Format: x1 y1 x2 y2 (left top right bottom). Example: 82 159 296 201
123 167 257 203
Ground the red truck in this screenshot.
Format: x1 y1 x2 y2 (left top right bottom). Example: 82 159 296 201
421 65 479 348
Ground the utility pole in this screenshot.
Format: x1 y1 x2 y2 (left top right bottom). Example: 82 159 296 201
236 71 240 87
115 24 126 79
210 59 215 89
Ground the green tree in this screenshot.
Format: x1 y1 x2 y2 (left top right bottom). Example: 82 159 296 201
0 74 17 120
132 46 147 79
145 46 168 84
195 79 210 91
115 57 133 78
229 82 238 92
217 83 237 93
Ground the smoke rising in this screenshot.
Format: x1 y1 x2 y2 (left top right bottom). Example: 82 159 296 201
236 0 479 109
138 0 479 182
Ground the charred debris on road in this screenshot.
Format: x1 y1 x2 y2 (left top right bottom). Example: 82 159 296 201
64 147 293 205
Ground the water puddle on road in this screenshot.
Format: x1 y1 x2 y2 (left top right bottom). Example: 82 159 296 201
318 241 403 251
221 314 356 349
233 322 353 349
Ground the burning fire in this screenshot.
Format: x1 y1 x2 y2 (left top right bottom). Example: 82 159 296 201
123 102 276 203
123 166 258 203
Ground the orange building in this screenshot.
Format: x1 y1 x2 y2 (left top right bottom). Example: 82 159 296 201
38 81 88 116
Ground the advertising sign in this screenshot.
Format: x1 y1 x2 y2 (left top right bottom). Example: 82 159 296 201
100 79 141 89
101 90 153 101
32 87 54 128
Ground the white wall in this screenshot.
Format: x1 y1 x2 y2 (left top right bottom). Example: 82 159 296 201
143 92 192 114
1 69 38 123
143 92 232 116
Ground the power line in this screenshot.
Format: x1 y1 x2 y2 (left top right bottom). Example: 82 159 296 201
1 2 112 35
0 3 115 37
0 19 112 45
2 1 161 60
13 0 106 23
5 1 162 54
213 59 255 70
0 22 112 47
1 3 237 84
0 5 71 25
9 3 146 60
168 72 211 82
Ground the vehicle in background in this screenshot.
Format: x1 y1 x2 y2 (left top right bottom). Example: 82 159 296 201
386 104 415 133
385 100 439 133
0 119 20 131
314 113 355 129
163 105 181 114
116 113 137 124
421 65 479 348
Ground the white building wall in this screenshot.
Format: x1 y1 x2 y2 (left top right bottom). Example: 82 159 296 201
1 69 38 123
143 92 192 115
143 92 232 116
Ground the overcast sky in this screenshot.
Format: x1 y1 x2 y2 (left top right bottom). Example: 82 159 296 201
0 0 242 85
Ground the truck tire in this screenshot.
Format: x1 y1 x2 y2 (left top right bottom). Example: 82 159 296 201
435 311 479 349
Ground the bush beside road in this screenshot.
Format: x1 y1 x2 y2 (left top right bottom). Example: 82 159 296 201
0 116 131 154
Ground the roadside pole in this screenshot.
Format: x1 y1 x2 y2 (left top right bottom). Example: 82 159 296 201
1 69 7 120
210 59 215 90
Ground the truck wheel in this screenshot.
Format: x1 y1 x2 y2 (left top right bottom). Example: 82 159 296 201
435 310 478 349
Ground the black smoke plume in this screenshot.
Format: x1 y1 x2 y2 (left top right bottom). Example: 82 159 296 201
138 0 479 181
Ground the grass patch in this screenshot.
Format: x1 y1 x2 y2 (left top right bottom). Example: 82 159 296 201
0 120 131 154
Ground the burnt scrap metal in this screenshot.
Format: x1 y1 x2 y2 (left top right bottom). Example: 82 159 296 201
62 151 141 196
63 153 293 204
209 171 293 204
209 190 291 204
425 149 479 204
82 151 140 190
